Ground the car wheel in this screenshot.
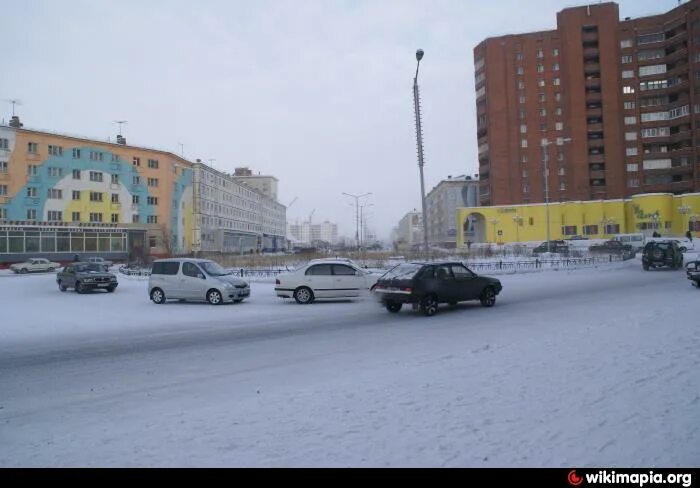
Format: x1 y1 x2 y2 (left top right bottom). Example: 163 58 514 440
20 268 28 274
420 294 439 317
150 288 166 304
385 301 402 313
680 247 687 253
480 287 497 307
75 282 86 294
207 289 223 305
58 281 67 292
294 286 314 304
106 285 116 293
48 267 55 272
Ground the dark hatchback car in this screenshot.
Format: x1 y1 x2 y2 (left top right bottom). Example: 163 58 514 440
532 240 570 255
373 262 502 316
686 261 700 288
56 262 118 293
642 241 683 270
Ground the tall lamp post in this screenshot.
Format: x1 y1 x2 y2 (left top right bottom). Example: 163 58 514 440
512 215 523 243
678 204 692 235
413 48 430 259
541 137 572 252
342 192 372 251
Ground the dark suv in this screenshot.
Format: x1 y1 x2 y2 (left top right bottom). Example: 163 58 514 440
532 240 570 255
642 241 683 270
373 261 502 316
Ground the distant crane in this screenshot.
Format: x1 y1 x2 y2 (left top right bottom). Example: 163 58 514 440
5 99 22 117
308 208 315 224
287 197 298 209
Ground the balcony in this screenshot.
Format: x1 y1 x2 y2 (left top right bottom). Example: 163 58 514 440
584 63 601 75
589 154 605 164
585 77 601 89
586 107 603 118
589 170 606 180
582 31 599 43
665 29 688 48
586 91 602 103
665 46 688 63
587 122 604 132
583 47 600 59
588 138 605 148
669 130 692 143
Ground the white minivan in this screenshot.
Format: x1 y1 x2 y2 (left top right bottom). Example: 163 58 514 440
612 233 646 252
148 258 250 305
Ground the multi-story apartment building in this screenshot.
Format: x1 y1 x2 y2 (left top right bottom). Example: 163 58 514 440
286 220 338 247
232 167 279 201
0 117 193 263
475 1 700 207
425 175 479 248
193 162 286 253
395 211 423 249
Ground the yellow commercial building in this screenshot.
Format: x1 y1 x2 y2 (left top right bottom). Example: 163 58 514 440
456 193 700 246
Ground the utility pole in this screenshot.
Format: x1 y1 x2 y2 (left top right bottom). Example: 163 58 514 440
342 192 372 251
413 49 430 259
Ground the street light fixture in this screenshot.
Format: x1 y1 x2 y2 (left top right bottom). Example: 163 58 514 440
413 49 430 259
541 137 572 252
342 192 372 250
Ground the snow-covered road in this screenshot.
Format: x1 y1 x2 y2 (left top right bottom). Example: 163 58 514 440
1 260 698 466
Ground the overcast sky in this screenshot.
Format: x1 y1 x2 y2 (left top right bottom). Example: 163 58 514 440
3 0 674 239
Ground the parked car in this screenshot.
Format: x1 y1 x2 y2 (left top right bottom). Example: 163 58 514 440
373 261 502 316
149 258 250 305
642 240 684 270
686 261 700 288
588 240 635 259
275 259 380 304
532 240 570 255
565 235 589 241
612 233 646 252
10 258 61 274
87 257 113 268
56 262 118 293
646 237 695 253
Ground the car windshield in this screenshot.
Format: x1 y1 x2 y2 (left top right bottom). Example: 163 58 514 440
200 261 230 276
75 264 106 273
381 263 423 280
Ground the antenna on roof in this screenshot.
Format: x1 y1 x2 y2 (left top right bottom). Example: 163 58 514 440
113 120 128 136
5 99 22 117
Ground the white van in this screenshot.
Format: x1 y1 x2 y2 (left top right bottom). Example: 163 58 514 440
148 258 250 305
612 233 646 252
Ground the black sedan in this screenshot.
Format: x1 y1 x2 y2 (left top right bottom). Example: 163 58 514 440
56 262 118 293
373 261 502 316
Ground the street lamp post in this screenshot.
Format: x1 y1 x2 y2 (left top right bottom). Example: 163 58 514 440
413 48 430 259
512 215 523 243
342 192 372 251
678 204 692 235
541 137 572 253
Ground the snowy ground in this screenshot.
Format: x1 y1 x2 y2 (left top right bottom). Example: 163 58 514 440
0 259 698 467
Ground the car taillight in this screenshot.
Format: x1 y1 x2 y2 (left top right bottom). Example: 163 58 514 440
375 284 384 289
275 279 280 285
403 288 412 293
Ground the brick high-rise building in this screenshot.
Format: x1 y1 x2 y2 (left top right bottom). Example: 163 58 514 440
475 1 700 207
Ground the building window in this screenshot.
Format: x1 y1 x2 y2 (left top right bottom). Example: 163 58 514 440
47 189 63 199
620 39 633 48
0 184 6 196
147 196 159 205
638 49 664 61
606 224 621 235
553 63 560 71
111 193 119 203
520 124 527 133
147 178 158 187
538 93 546 102
149 236 157 248
639 64 667 77
147 215 158 224
27 142 38 154
637 32 664 45
111 213 119 223
540 108 546 117
89 212 103 223
517 66 524 75
89 192 104 202
89 151 103 161
557 152 564 161
72 148 81 159
110 174 119 184
625 132 638 141
559 182 566 191
537 64 544 73
26 187 37 197
520 154 528 163
148 159 159 169
538 79 545 87
48 145 63 156
132 195 140 204
515 52 523 61
562 225 577 235
518 80 525 90
71 169 81 180
89 171 103 182
0 138 8 150
627 178 640 188
111 154 120 162
558 167 565 176
555 107 562 116
0 161 7 173
27 165 38 176
519 96 526 104
133 157 141 167
624 101 636 110
536 49 544 59
133 175 140 185
132 214 140 223
626 163 638 172
553 48 559 56
27 209 37 220
553 78 560 86
48 167 62 177
641 127 670 138
624 116 637 125
623 86 635 94
555 93 561 102
72 190 81 200
47 210 62 221
521 139 528 148
626 147 638 156
71 212 80 222
523 185 529 193
555 122 563 131
621 55 633 63
622 70 635 79
640 79 668 91
583 225 598 235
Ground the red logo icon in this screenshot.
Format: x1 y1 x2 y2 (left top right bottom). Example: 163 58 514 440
566 469 583 486
568 470 584 486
